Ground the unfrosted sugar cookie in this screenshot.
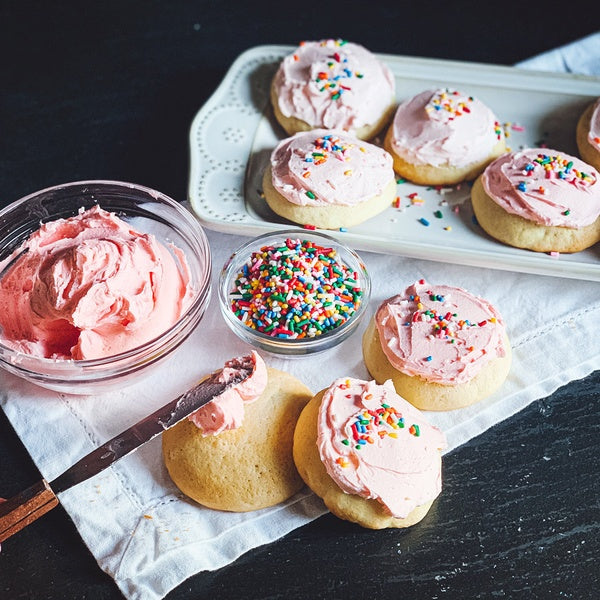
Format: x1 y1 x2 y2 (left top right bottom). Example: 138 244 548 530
384 88 506 185
471 148 600 253
293 378 447 529
262 129 396 229
162 352 313 512
576 97 600 172
270 39 396 140
362 280 511 411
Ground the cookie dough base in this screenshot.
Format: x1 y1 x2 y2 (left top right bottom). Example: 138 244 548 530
293 390 436 529
162 368 312 512
270 81 396 141
576 102 600 172
383 127 506 186
262 166 397 230
362 317 512 411
471 176 600 253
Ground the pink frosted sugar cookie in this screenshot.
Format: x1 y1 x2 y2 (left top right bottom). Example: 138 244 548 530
472 148 600 252
270 39 396 140
362 280 511 411
293 377 447 529
262 129 396 229
384 88 506 185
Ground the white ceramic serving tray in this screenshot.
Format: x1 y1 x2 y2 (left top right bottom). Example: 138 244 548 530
189 45 600 281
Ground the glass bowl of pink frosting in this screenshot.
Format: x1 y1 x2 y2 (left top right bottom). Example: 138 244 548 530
218 229 371 356
0 180 212 393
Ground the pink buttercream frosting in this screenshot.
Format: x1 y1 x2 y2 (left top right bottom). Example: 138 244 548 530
375 280 507 385
272 39 395 133
390 88 502 168
188 352 268 436
482 148 600 227
588 98 600 151
317 377 447 518
0 205 193 360
270 129 394 207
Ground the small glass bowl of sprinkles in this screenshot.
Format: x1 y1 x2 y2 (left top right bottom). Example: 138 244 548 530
218 230 371 356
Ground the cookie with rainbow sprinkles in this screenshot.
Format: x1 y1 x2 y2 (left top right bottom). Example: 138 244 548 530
362 280 511 411
263 129 396 229
471 148 600 253
384 88 506 185
293 377 447 529
270 39 396 140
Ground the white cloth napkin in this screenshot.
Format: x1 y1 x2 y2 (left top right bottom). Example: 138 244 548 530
1 35 600 600
516 31 600 74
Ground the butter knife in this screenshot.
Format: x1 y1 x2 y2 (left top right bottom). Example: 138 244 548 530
0 365 250 543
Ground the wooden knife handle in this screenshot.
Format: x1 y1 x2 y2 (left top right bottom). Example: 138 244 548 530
0 480 59 543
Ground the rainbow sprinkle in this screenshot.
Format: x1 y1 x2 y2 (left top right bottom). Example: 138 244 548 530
520 153 597 186
494 121 503 140
406 289 493 343
301 135 354 193
312 39 362 101
425 89 473 121
339 401 421 454
409 192 425 206
229 238 363 339
304 134 351 166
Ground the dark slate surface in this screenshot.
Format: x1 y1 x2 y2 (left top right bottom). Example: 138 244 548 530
1 2 598 598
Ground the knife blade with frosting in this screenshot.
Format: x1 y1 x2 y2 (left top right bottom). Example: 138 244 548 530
0 363 252 543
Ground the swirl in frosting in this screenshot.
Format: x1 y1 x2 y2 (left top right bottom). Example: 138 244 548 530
481 148 600 227
317 377 447 518
270 129 394 207
272 39 395 132
389 88 502 168
0 205 193 359
375 280 507 385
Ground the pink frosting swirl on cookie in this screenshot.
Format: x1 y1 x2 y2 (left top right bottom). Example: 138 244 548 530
375 280 507 385
188 351 268 436
482 148 600 227
270 129 394 207
390 89 502 167
317 378 447 518
272 39 395 132
588 98 600 152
